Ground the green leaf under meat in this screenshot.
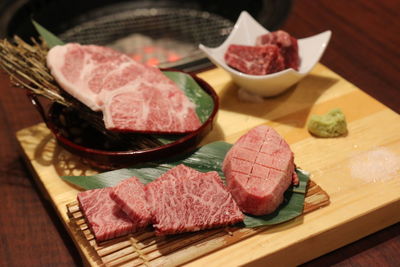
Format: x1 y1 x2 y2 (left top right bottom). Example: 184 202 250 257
163 71 214 123
62 141 309 228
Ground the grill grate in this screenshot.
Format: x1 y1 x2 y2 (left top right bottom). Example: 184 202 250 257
59 8 233 69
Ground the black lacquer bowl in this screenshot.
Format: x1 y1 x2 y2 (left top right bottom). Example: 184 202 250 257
29 71 219 170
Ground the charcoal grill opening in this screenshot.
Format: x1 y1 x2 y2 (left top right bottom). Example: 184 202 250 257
58 8 234 71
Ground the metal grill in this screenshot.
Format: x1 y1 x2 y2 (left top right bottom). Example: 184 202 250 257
59 8 233 70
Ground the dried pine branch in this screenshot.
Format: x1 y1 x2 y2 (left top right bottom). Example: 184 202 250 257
0 37 71 106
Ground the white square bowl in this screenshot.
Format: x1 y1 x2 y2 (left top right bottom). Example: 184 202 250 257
199 11 331 96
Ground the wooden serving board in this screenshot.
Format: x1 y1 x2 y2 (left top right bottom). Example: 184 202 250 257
16 64 400 266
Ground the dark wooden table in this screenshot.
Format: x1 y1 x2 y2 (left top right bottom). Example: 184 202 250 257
0 1 399 266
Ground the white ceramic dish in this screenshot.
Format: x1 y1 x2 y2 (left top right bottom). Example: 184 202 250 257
199 11 332 97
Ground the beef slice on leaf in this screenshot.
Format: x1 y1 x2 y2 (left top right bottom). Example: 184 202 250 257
47 43 201 133
146 164 244 235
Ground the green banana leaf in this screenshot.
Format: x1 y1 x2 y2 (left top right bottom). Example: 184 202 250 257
162 71 214 123
32 20 214 145
62 141 309 227
32 20 64 48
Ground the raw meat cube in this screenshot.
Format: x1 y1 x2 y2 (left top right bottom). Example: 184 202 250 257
224 44 285 75
256 30 300 70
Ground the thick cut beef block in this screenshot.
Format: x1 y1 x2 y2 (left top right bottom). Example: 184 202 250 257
224 44 285 75
255 30 300 71
47 43 201 133
222 125 298 216
77 187 135 242
146 164 244 235
110 177 152 230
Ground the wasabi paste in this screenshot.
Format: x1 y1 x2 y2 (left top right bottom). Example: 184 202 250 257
307 108 348 137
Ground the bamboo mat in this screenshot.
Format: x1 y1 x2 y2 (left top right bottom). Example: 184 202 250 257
66 180 329 267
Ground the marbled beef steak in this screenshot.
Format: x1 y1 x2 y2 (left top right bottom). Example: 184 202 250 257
146 164 244 235
77 187 136 242
222 125 298 215
47 43 201 133
110 177 152 230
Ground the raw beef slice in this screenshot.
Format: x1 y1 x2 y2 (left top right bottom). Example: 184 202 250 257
110 177 152 230
101 80 201 133
224 44 285 75
46 43 201 133
46 43 132 111
222 125 298 215
146 164 244 235
255 30 300 71
77 187 135 242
